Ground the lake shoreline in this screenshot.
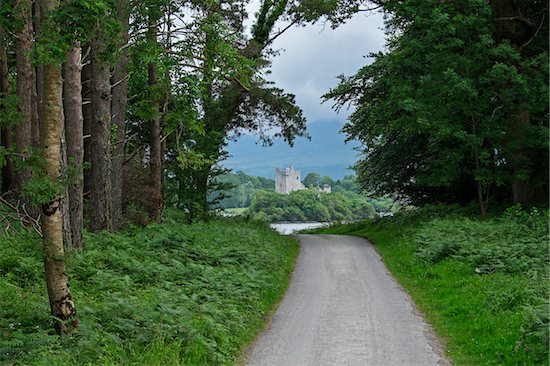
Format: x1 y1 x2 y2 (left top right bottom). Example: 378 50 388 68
270 222 330 235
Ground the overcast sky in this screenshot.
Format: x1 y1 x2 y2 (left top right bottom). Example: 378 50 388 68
224 8 387 178
265 10 386 123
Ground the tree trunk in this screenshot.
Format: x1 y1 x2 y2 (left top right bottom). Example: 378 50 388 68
60 120 73 250
81 49 93 201
0 126 13 193
39 0 77 334
510 110 534 206
30 68 39 150
33 0 42 149
0 41 15 193
476 181 488 220
148 62 162 222
63 47 84 250
111 0 129 231
190 168 210 222
15 0 34 190
89 41 112 232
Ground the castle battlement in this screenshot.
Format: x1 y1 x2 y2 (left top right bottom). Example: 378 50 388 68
275 166 305 194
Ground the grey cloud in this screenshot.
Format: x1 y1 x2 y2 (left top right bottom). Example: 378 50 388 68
266 11 385 122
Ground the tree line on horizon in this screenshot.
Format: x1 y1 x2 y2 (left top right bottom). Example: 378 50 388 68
249 188 379 222
209 170 364 209
209 171 397 222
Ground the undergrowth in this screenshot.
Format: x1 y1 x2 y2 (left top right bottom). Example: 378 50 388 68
0 212 298 365
313 204 549 365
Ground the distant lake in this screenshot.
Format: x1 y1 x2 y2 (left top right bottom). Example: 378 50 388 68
270 222 330 235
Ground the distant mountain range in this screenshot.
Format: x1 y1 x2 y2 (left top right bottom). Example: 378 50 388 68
223 120 361 180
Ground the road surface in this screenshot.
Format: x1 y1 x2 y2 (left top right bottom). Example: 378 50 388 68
244 234 449 366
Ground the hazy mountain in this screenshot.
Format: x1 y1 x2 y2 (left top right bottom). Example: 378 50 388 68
223 120 361 180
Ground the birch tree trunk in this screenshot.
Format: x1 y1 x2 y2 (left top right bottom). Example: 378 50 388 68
39 0 77 334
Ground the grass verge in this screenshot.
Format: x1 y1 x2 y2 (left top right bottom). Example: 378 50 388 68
312 205 549 365
0 213 298 365
224 208 249 216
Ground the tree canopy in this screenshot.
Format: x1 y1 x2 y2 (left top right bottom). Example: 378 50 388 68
325 0 549 217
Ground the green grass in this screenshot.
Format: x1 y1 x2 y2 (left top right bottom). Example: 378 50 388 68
313 205 549 365
224 208 248 216
0 213 298 365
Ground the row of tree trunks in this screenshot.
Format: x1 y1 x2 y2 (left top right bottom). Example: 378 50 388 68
1 0 154 336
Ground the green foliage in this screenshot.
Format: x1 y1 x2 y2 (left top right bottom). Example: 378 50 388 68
0 93 20 127
20 175 63 206
249 189 376 222
154 0 328 220
314 205 549 365
302 172 320 187
414 207 548 276
123 0 364 221
9 151 86 207
33 0 120 65
518 298 550 359
14 152 67 206
0 214 299 365
208 171 275 209
325 0 549 209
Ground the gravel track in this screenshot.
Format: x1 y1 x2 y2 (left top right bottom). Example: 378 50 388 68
244 234 449 366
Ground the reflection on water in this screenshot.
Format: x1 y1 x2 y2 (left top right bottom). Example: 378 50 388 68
270 222 329 235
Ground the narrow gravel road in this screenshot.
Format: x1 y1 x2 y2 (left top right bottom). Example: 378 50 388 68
244 234 449 366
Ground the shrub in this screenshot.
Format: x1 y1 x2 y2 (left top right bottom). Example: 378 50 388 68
413 209 548 275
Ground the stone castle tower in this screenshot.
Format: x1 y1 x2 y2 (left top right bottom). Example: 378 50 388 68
275 167 305 194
